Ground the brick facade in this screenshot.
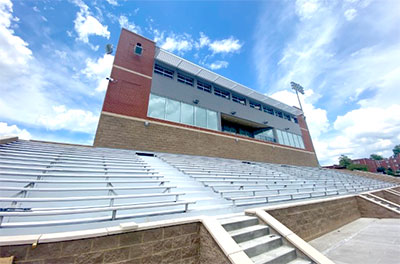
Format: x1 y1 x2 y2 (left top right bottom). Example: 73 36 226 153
94 112 319 167
0 223 230 264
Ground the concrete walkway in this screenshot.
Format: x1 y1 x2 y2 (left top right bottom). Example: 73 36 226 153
309 218 400 264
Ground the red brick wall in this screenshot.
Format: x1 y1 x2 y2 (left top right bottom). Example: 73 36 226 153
102 29 155 118
297 115 315 153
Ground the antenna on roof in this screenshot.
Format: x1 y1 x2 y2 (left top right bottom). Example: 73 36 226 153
105 44 113 55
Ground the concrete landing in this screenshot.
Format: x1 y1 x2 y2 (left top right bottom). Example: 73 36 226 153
309 218 400 264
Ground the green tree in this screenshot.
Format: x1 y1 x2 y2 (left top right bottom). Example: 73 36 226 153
347 164 368 171
377 167 386 173
370 154 383 160
393 144 400 157
339 155 352 167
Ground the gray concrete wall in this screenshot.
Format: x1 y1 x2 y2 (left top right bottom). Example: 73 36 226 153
150 62 301 135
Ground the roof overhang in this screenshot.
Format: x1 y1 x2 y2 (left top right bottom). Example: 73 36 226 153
154 47 303 116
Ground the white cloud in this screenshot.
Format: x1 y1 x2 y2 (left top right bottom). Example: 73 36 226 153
270 89 329 138
0 0 101 136
208 60 229 70
159 34 193 53
295 0 320 20
209 37 242 54
105 0 118 6
344 8 357 21
73 0 110 44
196 32 210 49
0 122 31 140
118 15 140 33
82 54 114 92
37 105 98 134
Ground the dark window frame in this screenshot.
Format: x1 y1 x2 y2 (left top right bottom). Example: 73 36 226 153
177 72 194 86
154 64 174 79
197 80 212 93
232 94 246 105
249 101 262 111
214 87 230 100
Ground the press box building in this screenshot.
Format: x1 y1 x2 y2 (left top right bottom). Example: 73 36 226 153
94 29 318 167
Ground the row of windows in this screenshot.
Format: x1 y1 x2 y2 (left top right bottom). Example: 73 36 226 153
148 94 218 131
276 130 305 149
154 63 298 124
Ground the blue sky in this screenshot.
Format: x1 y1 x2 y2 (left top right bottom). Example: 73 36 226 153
0 0 399 165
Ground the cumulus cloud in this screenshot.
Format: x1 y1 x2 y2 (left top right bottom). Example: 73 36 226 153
195 32 210 49
270 89 329 138
208 60 229 70
105 0 118 6
73 0 110 44
0 0 101 137
295 0 320 20
209 37 242 54
0 122 31 140
37 105 98 134
253 0 400 165
344 8 357 21
118 15 140 33
154 30 242 58
157 33 193 54
81 54 114 92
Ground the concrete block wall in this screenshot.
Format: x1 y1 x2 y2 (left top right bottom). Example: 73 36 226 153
372 190 400 205
356 196 400 219
266 197 361 241
94 112 319 167
0 223 230 264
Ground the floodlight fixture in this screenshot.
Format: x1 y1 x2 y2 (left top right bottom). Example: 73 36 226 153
290 81 305 112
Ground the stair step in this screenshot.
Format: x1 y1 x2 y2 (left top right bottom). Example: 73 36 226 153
240 234 282 258
251 245 297 264
229 225 270 243
287 258 312 264
220 215 259 231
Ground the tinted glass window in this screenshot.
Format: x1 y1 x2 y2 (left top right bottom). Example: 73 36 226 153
195 107 207 128
166 98 180 122
207 110 218 130
148 94 165 119
181 103 194 125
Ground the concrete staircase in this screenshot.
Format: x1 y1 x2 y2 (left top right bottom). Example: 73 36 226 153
220 215 312 264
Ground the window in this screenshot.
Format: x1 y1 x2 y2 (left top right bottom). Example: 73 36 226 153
154 64 174 79
276 130 284 145
254 128 275 143
166 98 180 122
195 107 207 128
147 93 218 130
232 94 246 105
293 117 298 124
249 101 262 111
276 129 305 149
284 113 291 121
148 94 165 119
263 106 274 115
275 111 283 118
214 87 230 99
177 73 194 86
207 110 218 130
197 80 212 93
181 103 194 125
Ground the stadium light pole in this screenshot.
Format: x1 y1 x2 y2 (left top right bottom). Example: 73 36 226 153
290 82 305 112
